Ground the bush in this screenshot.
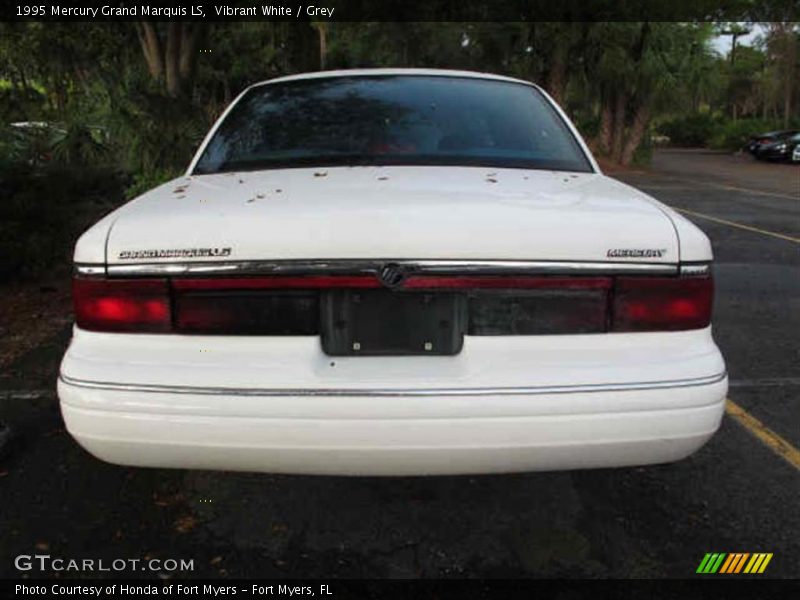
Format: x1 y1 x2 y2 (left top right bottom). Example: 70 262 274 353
0 87 46 123
0 164 125 281
656 114 719 147
125 167 181 199
707 118 800 152
0 123 63 168
573 115 600 141
110 92 208 175
632 135 653 166
656 115 800 152
51 122 111 167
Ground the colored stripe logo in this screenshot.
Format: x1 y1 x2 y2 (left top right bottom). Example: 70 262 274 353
696 553 773 574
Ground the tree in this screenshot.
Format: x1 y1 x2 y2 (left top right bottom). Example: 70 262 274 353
134 22 206 98
312 22 329 69
763 22 798 127
583 23 719 165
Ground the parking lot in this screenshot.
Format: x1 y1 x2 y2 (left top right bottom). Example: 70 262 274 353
1 148 798 579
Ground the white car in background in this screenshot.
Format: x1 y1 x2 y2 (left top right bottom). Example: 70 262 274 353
58 69 727 475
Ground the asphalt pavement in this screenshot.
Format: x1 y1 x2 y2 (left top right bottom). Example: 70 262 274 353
0 148 797 579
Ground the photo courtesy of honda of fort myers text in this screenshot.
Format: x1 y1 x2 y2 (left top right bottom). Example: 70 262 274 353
0 0 799 598
15 583 335 598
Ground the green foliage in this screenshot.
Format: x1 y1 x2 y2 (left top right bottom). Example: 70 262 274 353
708 117 800 151
109 92 208 174
657 114 800 150
0 124 27 167
573 116 600 140
327 23 476 70
0 21 797 192
51 122 110 167
631 135 653 166
657 114 721 146
125 167 181 200
0 86 46 122
0 122 63 167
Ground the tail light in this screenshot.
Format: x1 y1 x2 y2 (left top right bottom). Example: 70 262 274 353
175 291 319 334
611 276 713 332
72 272 713 335
73 278 171 332
436 277 612 335
171 276 375 334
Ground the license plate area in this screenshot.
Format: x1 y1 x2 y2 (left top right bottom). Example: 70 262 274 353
321 290 466 356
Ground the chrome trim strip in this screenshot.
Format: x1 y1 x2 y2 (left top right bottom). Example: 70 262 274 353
60 372 726 398
106 259 678 278
74 264 106 276
680 263 711 277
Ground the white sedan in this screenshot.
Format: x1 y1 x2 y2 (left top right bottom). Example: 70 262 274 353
58 69 727 475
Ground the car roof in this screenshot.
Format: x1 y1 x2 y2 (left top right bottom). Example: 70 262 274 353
757 129 799 137
249 68 538 90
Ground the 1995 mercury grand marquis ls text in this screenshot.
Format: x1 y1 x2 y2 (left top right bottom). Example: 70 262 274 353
58 69 727 475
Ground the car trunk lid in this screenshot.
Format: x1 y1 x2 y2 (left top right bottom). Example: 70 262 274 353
105 166 679 265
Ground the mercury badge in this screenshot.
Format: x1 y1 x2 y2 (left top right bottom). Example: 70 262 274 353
378 263 407 288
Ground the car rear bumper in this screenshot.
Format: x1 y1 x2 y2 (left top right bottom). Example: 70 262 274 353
759 151 791 161
59 326 727 475
58 373 727 476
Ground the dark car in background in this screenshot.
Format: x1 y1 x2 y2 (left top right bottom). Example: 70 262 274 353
755 132 800 163
746 129 799 158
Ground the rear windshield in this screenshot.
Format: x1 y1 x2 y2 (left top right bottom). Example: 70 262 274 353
193 75 593 174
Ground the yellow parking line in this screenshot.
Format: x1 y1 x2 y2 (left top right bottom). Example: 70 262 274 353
674 208 800 244
726 400 800 470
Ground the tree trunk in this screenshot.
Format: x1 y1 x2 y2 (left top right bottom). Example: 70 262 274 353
598 94 613 156
610 91 627 164
783 25 796 128
315 23 328 70
135 22 164 82
164 23 182 98
223 79 231 105
179 24 203 84
135 22 204 98
545 40 568 106
620 102 651 166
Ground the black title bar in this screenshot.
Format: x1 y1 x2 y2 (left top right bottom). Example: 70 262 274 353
1 0 797 22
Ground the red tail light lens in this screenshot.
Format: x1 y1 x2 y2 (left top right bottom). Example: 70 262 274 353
403 276 611 290
175 292 319 334
612 276 713 332
171 276 381 291
72 272 713 335
73 278 171 332
457 277 612 335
